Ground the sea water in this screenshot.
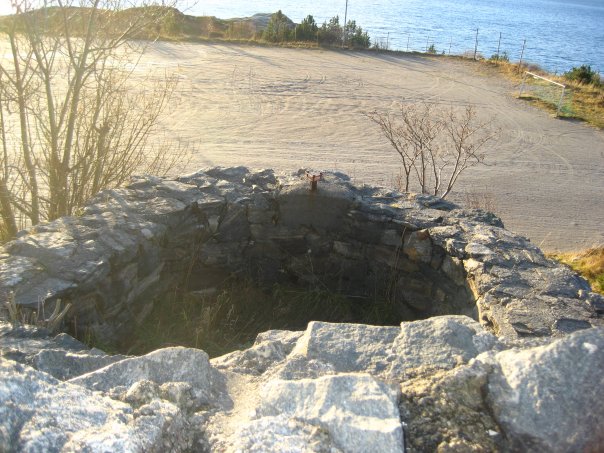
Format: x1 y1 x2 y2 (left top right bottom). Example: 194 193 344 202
191 0 604 74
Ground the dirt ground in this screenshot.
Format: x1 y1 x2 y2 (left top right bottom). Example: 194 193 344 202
133 42 604 251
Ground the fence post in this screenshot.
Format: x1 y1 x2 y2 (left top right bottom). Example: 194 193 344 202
556 86 566 116
474 28 479 59
519 71 528 97
496 32 501 59
518 38 526 73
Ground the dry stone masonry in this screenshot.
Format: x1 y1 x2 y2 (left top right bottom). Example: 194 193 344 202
1 167 604 452
1 167 601 344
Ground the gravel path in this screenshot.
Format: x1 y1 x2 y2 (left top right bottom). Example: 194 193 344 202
141 42 604 251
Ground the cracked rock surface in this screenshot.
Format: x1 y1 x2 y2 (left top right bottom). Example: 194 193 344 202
1 168 603 451
1 319 603 452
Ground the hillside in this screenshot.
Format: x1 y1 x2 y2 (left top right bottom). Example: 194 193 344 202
0 6 285 42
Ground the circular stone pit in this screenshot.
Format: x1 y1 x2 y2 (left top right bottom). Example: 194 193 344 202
0 167 602 349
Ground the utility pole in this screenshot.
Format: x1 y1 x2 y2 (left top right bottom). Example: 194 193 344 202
343 0 349 48
473 28 479 60
496 32 502 60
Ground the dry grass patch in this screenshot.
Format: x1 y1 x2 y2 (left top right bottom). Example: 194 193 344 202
125 278 404 357
549 247 604 294
480 60 604 129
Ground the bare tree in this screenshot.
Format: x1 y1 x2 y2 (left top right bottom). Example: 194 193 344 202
0 0 185 239
367 101 497 199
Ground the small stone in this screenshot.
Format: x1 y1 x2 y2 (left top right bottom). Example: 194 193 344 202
404 230 433 263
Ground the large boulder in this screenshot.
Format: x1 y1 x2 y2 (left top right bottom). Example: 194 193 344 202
70 347 228 408
386 315 501 379
241 374 405 453
0 358 193 452
289 321 400 374
486 327 604 452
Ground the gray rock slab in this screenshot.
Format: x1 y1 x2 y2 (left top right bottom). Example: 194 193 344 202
486 327 604 452
232 414 341 453
252 373 404 453
291 321 400 374
69 347 225 405
403 230 433 263
387 315 500 378
211 330 303 376
7 231 77 263
267 355 338 381
33 348 128 380
204 165 250 184
0 322 88 363
0 357 192 452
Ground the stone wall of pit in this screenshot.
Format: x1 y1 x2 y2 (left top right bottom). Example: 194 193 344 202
1 167 602 345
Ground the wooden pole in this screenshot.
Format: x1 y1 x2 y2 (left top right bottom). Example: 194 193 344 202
518 38 526 73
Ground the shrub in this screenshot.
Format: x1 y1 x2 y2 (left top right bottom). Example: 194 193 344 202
319 15 342 45
0 1 184 239
294 14 318 41
564 65 601 86
262 10 292 43
489 51 509 62
367 102 498 199
345 20 370 48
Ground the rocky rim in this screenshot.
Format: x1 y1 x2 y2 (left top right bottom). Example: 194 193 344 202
1 167 603 452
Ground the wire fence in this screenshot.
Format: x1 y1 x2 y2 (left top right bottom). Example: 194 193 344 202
372 29 533 68
371 28 580 115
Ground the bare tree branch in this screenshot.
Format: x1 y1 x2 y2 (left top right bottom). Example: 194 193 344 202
0 0 187 239
367 101 498 199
